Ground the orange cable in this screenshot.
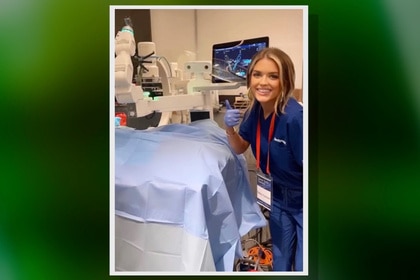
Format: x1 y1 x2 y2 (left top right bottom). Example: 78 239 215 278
247 246 273 267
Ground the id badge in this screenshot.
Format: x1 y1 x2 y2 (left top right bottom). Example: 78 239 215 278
256 170 273 211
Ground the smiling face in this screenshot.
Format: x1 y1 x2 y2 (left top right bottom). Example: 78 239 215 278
245 47 296 116
249 57 281 109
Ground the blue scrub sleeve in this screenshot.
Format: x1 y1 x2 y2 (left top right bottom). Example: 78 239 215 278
238 109 254 143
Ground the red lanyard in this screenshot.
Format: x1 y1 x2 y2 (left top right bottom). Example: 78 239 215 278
256 112 276 175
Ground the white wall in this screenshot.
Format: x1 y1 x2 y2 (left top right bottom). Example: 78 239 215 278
150 7 305 89
150 9 196 68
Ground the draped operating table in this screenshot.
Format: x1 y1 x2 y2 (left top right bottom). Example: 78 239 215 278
114 119 266 272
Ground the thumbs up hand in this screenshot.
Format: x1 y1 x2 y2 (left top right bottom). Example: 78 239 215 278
224 100 240 127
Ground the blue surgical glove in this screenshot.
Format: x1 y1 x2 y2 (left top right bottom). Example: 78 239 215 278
224 100 241 127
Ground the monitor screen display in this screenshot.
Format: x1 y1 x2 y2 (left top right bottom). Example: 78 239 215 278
212 36 269 83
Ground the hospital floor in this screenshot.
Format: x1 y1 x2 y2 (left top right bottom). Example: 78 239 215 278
213 108 272 271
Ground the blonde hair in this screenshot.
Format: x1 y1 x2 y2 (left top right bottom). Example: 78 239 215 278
245 47 295 115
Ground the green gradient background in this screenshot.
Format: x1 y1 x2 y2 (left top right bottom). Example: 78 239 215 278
1 0 419 279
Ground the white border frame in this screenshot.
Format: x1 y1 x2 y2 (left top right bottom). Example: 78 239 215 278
110 5 309 276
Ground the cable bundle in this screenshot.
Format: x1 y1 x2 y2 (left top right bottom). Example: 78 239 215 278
247 245 273 268
236 238 273 271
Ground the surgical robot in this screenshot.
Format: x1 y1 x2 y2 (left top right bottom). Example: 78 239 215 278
114 17 242 127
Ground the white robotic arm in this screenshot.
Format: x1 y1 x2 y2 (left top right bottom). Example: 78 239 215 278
114 18 241 122
114 20 144 105
113 19 209 119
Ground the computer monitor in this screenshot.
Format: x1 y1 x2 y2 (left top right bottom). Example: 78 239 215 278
212 36 269 83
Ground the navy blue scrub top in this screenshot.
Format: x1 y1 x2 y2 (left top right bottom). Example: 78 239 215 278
239 98 303 210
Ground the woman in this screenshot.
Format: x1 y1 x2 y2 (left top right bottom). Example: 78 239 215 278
224 47 303 271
